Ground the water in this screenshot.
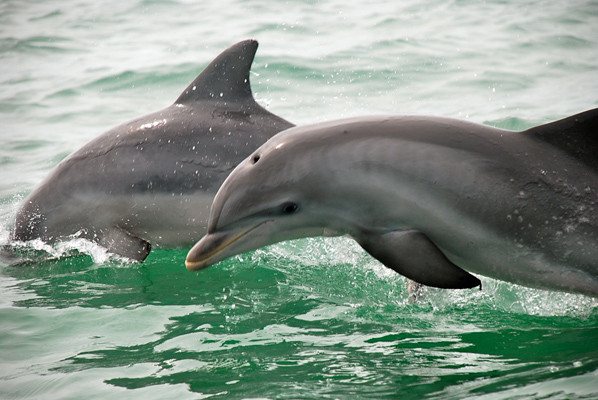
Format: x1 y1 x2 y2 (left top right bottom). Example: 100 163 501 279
1 1 597 398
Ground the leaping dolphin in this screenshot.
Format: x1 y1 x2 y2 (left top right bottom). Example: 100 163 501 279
186 109 598 297
13 40 293 261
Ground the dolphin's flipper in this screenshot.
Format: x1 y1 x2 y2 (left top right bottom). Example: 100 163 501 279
356 230 481 289
99 228 151 262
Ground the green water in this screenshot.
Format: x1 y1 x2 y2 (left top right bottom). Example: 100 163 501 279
1 244 597 399
1 1 598 399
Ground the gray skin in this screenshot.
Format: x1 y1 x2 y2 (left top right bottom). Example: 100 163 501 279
13 40 293 261
186 109 598 297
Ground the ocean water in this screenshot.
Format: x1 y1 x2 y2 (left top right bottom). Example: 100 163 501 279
1 0 597 399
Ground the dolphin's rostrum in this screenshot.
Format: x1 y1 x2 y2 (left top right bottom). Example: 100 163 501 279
187 110 598 297
13 40 294 261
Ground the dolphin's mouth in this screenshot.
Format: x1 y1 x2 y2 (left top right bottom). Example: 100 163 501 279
185 221 269 271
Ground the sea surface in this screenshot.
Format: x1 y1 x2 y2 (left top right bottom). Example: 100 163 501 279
1 1 598 399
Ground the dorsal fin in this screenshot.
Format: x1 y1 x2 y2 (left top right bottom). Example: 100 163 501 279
523 108 598 171
175 39 258 105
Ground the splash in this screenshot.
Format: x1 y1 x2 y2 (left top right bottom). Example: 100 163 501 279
2 234 134 266
245 236 597 319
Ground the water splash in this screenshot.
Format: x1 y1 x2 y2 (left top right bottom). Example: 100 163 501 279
2 235 134 266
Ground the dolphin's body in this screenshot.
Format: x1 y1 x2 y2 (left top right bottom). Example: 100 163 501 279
186 110 598 297
13 40 293 261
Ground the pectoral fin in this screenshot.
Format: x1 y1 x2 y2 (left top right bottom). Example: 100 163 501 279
100 227 151 262
356 230 480 289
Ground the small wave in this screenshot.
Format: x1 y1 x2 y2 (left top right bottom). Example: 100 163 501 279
2 235 134 267
79 64 204 96
0 35 79 54
0 200 127 267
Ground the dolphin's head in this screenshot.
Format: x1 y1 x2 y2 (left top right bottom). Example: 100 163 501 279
185 128 337 271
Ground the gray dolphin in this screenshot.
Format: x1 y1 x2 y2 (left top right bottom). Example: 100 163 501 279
186 109 598 297
13 40 293 261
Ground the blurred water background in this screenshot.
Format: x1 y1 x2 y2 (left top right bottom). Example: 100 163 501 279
1 1 597 399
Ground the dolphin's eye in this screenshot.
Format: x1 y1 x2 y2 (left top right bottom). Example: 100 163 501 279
281 201 299 215
252 154 260 164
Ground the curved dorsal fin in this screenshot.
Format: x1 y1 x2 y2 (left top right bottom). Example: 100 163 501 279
523 108 598 171
175 39 258 105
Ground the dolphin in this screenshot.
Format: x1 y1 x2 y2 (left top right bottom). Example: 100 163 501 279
186 109 598 297
12 40 293 261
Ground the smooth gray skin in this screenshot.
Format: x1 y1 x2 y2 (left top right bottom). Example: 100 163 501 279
13 40 293 261
186 109 598 297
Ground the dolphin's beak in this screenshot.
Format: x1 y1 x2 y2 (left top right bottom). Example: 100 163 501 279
185 222 267 271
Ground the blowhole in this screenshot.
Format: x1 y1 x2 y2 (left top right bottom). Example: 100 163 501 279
252 154 260 164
